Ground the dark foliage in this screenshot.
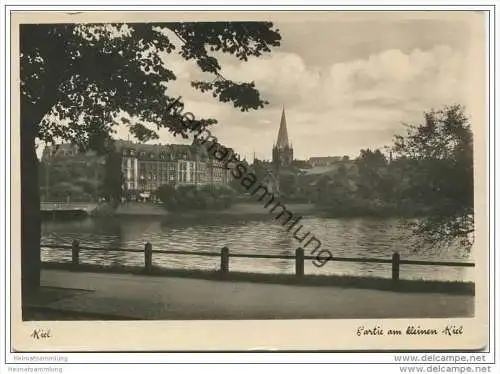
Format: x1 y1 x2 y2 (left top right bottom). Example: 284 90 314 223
392 105 474 249
20 22 281 301
310 105 473 250
157 184 237 211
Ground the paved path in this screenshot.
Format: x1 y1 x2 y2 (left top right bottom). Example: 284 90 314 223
38 270 474 319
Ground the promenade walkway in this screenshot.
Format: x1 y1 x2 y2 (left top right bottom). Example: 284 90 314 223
26 270 474 320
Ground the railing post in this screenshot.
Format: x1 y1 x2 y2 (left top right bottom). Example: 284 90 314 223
221 246 229 274
145 242 152 274
71 239 80 267
295 248 304 277
392 252 400 283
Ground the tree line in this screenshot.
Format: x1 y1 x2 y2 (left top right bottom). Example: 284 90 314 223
308 105 473 249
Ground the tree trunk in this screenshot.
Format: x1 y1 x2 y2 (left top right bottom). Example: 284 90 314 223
20 116 41 313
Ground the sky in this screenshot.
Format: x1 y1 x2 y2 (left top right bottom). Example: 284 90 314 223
111 12 482 161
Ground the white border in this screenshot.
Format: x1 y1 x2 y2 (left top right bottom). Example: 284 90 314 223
0 0 497 371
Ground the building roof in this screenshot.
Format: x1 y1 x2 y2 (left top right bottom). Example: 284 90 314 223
308 156 342 163
116 140 197 152
300 165 339 176
114 140 191 152
113 139 238 162
276 107 290 149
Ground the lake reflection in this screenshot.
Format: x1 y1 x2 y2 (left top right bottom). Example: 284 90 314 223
41 215 474 281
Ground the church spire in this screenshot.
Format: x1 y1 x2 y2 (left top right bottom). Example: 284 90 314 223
276 106 290 149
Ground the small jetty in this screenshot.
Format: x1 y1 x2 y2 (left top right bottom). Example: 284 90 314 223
40 202 97 219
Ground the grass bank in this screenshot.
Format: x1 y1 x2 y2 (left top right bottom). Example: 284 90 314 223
42 261 474 296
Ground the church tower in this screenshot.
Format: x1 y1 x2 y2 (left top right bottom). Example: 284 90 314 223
272 107 294 170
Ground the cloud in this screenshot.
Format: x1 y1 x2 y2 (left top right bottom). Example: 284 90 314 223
218 45 466 158
323 45 464 109
211 44 466 115
219 52 322 108
116 39 468 160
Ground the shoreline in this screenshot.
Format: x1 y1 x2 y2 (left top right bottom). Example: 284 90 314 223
109 201 321 220
41 262 475 296
43 201 430 220
100 202 424 220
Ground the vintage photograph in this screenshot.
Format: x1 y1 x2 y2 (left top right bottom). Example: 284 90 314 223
10 10 488 351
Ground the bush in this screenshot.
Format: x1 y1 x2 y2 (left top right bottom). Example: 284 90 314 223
156 184 236 211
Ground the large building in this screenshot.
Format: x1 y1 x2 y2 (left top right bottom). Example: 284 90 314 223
41 143 80 160
114 140 232 199
41 140 234 201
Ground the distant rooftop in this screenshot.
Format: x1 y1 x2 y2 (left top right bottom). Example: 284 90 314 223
309 156 342 161
300 165 340 176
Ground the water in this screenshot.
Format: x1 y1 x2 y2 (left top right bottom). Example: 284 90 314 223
41 215 474 282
